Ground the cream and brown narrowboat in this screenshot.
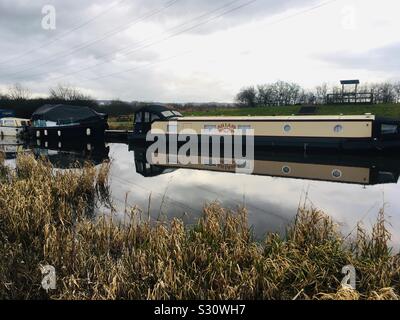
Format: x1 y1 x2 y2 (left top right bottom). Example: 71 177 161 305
129 105 400 151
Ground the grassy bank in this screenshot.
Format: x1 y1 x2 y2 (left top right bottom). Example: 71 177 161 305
108 115 133 130
0 154 399 300
182 103 400 118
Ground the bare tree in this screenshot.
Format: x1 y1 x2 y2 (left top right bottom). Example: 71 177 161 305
236 86 257 107
315 83 328 104
257 84 275 106
7 83 31 100
393 82 400 103
49 83 92 101
0 89 7 100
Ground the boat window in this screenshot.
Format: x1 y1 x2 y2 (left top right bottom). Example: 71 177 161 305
381 124 398 134
3 120 15 126
172 111 183 117
21 121 27 126
334 125 343 133
135 113 142 123
283 124 291 132
151 114 160 121
332 169 342 178
144 112 150 123
282 166 291 174
161 111 174 117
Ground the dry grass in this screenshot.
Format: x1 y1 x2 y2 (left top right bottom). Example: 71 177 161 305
0 153 399 300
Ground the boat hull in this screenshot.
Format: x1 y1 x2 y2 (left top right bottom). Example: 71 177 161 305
128 133 400 152
28 123 107 140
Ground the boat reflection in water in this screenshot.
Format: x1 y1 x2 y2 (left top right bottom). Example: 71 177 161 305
30 139 110 168
130 143 400 186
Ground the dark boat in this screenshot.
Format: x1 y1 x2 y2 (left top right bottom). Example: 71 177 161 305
129 104 400 152
29 104 108 139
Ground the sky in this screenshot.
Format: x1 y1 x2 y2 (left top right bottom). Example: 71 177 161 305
0 0 399 102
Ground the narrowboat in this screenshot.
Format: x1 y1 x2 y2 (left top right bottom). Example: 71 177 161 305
129 105 400 151
0 117 30 137
29 104 108 140
129 143 400 185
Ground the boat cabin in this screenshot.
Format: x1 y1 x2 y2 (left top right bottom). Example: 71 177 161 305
29 104 108 139
133 105 182 135
0 117 31 137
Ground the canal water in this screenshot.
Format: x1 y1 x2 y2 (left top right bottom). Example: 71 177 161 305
2 137 400 247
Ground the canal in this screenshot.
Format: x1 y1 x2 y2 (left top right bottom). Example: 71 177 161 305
2 137 400 248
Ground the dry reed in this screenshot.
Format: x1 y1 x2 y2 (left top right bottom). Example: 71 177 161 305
0 154 399 300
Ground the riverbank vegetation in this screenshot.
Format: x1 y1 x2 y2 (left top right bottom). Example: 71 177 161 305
182 103 400 118
235 81 400 107
0 154 399 300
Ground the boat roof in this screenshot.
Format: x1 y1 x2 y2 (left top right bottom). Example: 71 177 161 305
32 104 105 122
135 104 172 114
179 114 376 121
0 117 30 121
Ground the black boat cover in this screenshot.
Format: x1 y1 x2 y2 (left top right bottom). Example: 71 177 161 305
31 104 107 124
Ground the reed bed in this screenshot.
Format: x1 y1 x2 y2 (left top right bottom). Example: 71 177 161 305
0 153 399 300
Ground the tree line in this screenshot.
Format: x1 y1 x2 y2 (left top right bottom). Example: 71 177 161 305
0 83 136 118
236 81 400 107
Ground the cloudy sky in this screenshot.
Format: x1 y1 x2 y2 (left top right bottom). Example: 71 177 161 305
0 0 399 102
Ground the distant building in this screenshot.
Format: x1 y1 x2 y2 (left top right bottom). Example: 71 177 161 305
0 109 16 118
327 80 374 104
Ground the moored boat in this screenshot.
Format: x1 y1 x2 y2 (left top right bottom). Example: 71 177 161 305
29 104 108 140
0 117 30 137
128 104 400 151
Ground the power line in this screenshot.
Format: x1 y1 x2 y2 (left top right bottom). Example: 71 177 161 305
0 0 128 65
2 0 182 76
10 0 255 82
260 0 338 28
82 50 191 82
4 0 338 84
5 0 243 80
52 0 337 84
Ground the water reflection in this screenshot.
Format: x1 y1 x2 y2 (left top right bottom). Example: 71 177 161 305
30 138 110 168
130 144 400 186
2 136 400 247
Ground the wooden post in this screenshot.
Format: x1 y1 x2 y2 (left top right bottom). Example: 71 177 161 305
355 83 358 103
341 84 344 103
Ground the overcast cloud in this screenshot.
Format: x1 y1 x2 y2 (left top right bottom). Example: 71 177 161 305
0 0 399 102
